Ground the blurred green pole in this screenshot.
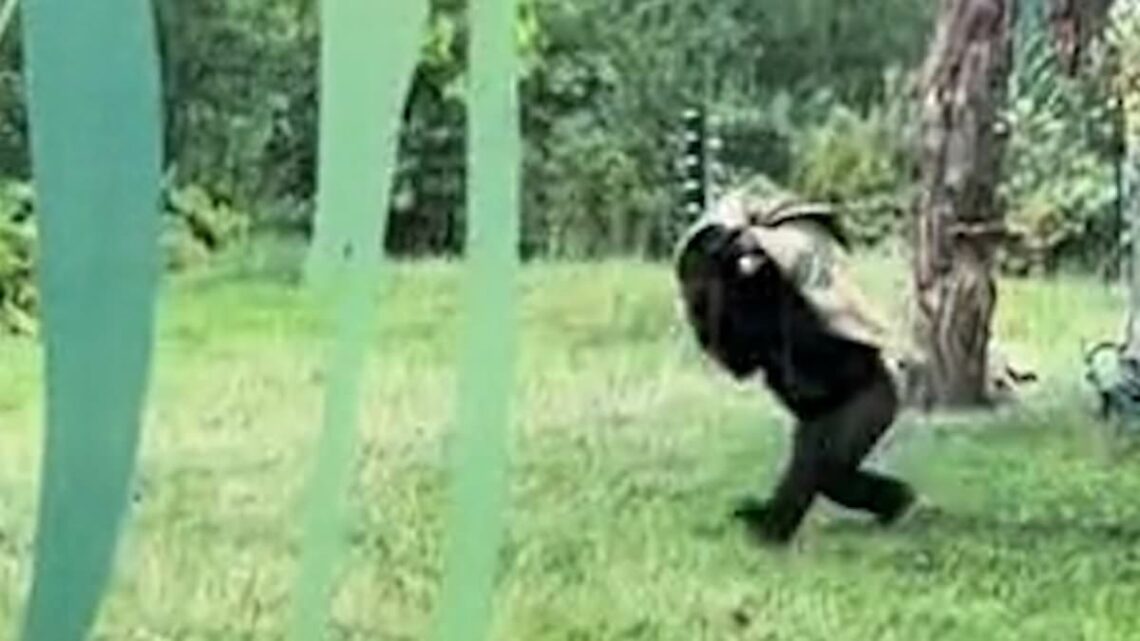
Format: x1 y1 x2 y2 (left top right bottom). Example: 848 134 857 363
16 0 163 639
430 0 519 637
288 2 427 641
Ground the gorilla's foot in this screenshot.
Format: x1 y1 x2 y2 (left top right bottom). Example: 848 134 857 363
873 483 917 527
730 495 768 520
731 496 797 545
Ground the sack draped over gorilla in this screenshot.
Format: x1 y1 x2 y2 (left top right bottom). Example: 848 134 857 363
676 185 1036 408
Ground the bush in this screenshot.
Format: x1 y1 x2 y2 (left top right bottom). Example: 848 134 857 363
0 180 36 335
787 68 918 247
999 95 1116 275
163 183 251 271
999 23 1118 277
526 115 668 259
0 70 28 179
710 94 799 187
0 179 252 336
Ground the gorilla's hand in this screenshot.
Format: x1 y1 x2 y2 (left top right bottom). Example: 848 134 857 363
676 222 778 381
677 223 769 284
730 231 769 278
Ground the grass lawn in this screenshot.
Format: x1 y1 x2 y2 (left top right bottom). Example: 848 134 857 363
3 241 1140 640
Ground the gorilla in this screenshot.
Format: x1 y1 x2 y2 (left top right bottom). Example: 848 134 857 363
674 206 916 545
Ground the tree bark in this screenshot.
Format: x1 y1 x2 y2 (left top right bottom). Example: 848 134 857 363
910 0 1016 408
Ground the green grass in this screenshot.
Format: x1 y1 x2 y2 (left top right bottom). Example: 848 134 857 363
3 242 1140 640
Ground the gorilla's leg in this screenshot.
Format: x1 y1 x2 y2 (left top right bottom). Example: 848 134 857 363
820 465 914 525
813 367 915 524
735 422 827 543
735 364 914 543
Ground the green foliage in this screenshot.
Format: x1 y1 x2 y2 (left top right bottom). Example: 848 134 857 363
999 18 1119 276
787 68 919 246
0 66 26 178
526 114 666 258
711 93 800 189
152 0 319 213
0 180 35 334
0 0 939 260
1000 92 1117 275
1 0 1129 276
162 183 251 272
0 178 251 336
0 0 959 263
516 0 693 258
1105 0 1140 137
748 0 934 106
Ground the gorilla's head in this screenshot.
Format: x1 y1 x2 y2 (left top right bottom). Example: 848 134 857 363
675 223 783 380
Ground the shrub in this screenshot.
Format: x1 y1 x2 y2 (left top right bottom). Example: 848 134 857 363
710 93 799 187
527 115 667 259
162 183 251 271
0 180 36 335
999 95 1115 275
0 179 252 335
787 67 919 247
999 21 1118 276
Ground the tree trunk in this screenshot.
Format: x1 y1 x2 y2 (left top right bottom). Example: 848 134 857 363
910 0 1016 408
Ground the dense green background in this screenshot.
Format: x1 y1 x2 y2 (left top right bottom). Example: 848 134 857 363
1 0 1125 320
1 0 938 259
